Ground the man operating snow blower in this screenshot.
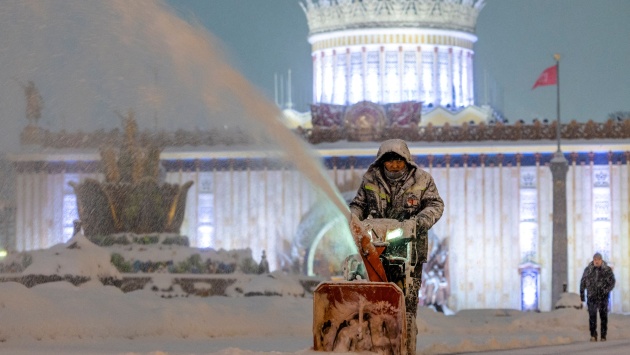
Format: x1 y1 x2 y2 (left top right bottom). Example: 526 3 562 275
348 139 444 354
312 139 444 355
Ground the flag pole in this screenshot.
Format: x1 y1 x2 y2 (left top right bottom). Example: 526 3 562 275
554 53 561 152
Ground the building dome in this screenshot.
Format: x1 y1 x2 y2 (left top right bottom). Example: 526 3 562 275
301 0 485 109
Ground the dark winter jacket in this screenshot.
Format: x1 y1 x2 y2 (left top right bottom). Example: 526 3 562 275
349 139 444 273
580 261 615 304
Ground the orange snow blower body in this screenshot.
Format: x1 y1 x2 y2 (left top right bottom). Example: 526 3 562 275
313 215 417 355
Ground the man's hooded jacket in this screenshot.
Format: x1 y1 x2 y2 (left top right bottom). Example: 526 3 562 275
349 139 444 271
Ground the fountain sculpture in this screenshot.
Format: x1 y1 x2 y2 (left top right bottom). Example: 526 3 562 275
70 112 193 245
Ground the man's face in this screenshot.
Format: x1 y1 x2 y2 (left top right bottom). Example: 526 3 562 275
593 258 603 267
384 158 405 172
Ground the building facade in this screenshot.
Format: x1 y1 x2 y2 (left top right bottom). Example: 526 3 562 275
7 120 630 312
5 0 630 314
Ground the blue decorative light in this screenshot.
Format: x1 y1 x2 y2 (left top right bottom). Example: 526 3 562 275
519 263 540 311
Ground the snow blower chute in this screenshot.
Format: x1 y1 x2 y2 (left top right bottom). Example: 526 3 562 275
313 215 418 354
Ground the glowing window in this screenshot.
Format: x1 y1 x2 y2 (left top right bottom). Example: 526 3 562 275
383 51 400 103
62 194 79 241
197 173 215 248
519 169 538 262
314 56 322 103
365 51 380 103
462 52 471 105
519 221 538 261
452 50 462 107
322 54 334 103
521 270 539 310
349 52 363 103
62 174 80 242
333 53 347 105
197 225 214 249
421 51 434 105
402 51 418 101
519 189 538 221
592 167 611 261
438 51 450 106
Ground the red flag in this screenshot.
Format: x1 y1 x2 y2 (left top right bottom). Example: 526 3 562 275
532 65 557 89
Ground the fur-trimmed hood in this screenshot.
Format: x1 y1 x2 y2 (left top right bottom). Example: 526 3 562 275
586 260 610 270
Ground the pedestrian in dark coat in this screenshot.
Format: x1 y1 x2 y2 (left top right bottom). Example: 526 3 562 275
580 252 616 342
349 139 444 355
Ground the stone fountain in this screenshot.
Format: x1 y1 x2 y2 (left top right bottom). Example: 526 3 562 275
70 113 193 245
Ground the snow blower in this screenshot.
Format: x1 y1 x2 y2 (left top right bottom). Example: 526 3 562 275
313 214 418 355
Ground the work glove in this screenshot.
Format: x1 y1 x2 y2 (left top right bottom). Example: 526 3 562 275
416 215 431 233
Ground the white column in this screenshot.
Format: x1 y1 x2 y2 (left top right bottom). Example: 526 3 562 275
469 162 485 305
449 165 466 310
567 158 577 293
616 159 630 312
433 164 455 307
489 165 502 306
610 161 624 312
506 165 522 308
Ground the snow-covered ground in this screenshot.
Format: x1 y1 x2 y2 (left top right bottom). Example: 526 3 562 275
2 279 630 355
2 234 630 354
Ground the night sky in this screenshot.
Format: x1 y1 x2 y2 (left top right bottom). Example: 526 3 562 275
1 0 629 153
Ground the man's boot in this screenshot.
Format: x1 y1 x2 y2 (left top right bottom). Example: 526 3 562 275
405 313 417 355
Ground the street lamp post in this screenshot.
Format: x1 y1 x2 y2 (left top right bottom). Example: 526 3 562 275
550 54 569 307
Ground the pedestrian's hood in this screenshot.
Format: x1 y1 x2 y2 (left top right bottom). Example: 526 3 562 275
375 139 413 165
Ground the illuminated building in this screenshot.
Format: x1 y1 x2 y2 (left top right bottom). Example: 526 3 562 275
3 0 630 314
302 0 484 120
